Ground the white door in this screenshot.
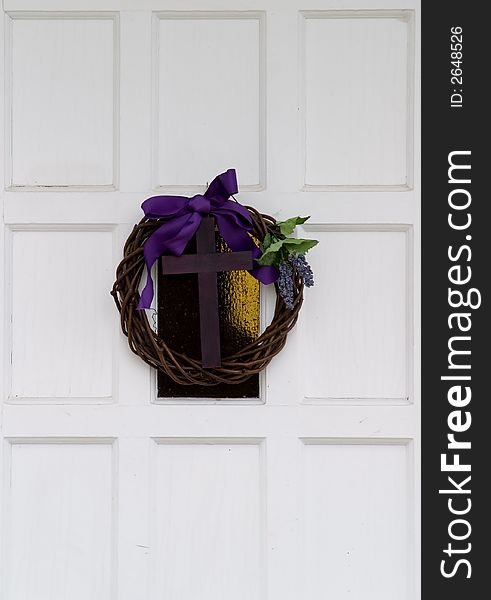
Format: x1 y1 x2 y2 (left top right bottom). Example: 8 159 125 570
0 1 420 599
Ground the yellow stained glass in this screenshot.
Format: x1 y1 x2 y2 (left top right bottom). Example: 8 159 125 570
216 237 260 356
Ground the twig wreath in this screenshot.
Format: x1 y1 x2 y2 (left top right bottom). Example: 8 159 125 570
111 169 318 386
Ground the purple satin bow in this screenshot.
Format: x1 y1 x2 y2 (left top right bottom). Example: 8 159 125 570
138 169 278 309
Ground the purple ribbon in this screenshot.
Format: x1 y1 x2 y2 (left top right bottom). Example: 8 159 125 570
138 169 278 309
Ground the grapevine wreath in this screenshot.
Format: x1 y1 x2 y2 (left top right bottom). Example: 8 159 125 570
111 169 318 386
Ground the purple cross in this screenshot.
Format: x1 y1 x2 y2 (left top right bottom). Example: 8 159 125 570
161 216 253 368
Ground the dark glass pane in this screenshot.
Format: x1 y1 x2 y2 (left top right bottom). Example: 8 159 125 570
157 232 260 398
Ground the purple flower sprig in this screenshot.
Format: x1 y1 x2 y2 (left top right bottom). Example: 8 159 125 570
256 216 318 310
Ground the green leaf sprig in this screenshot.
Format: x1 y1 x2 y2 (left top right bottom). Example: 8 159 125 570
256 216 318 267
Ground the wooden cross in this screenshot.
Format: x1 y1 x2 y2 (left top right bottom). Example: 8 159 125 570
161 217 253 369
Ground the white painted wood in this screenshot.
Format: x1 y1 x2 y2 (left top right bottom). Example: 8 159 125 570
302 228 409 401
155 14 263 189
0 404 417 440
116 437 152 600
119 11 152 193
0 1 420 599
264 436 302 600
3 0 418 12
151 440 264 600
3 440 115 600
302 12 411 188
2 189 418 225
301 441 410 599
9 229 114 400
8 15 116 188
